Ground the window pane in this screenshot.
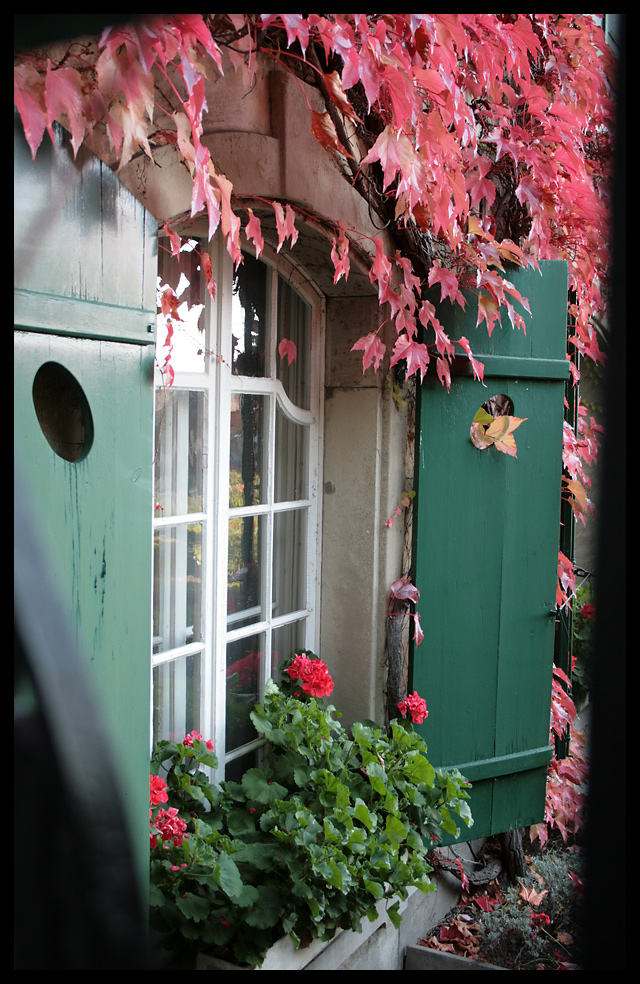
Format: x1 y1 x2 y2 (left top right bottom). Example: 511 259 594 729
277 275 311 409
232 253 268 377
228 516 263 625
158 240 206 374
153 652 202 745
226 634 263 751
229 394 265 507
155 389 206 516
224 748 260 783
272 510 307 618
275 406 308 501
271 621 306 681
154 523 203 654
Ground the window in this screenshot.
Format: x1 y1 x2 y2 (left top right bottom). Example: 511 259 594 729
152 233 322 780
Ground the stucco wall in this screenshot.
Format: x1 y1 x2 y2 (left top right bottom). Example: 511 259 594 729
321 296 408 728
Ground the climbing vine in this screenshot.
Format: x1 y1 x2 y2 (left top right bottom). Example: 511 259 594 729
15 13 615 834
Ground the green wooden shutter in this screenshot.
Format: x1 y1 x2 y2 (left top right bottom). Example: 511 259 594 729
14 116 157 886
412 261 568 841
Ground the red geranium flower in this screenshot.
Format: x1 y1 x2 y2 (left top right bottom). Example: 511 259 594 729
286 652 334 698
397 691 428 724
150 774 169 806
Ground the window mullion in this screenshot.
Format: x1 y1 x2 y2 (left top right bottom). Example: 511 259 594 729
213 237 234 781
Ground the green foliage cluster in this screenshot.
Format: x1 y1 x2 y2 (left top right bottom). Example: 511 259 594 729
150 677 472 967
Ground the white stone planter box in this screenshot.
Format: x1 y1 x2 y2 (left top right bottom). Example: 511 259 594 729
196 844 477 971
196 888 420 971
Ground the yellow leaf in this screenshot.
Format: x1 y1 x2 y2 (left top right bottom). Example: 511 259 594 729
493 433 518 457
470 421 494 449
563 477 589 515
518 882 548 906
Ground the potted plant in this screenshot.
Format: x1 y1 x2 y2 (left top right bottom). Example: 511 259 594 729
149 651 473 969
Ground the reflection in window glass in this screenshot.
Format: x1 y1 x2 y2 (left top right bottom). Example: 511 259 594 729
224 747 260 783
232 253 268 377
154 524 203 655
227 516 262 624
153 652 201 745
157 240 206 374
275 407 308 502
229 394 265 507
273 510 306 619
226 634 263 751
277 275 311 409
155 390 206 516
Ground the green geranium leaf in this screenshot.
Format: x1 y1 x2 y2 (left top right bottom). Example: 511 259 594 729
387 901 403 930
196 750 219 768
244 884 284 928
385 814 408 847
403 752 435 786
176 891 211 923
215 852 245 901
226 807 257 838
232 842 281 871
364 878 384 900
354 798 374 831
352 721 373 748
241 768 288 804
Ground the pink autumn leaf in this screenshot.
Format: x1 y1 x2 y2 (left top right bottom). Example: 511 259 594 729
273 202 299 253
389 334 430 381
428 263 465 307
368 235 393 289
201 252 216 298
14 63 48 159
245 209 264 258
390 576 420 605
436 356 451 392
413 611 424 647
476 292 502 336
352 332 386 373
456 336 485 384
278 338 297 365
331 222 351 284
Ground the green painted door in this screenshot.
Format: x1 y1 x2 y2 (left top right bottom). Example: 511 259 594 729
412 261 568 841
14 116 157 887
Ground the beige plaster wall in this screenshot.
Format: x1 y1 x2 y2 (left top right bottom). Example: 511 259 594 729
321 296 409 729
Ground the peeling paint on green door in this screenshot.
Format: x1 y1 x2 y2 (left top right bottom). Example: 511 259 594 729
412 261 569 841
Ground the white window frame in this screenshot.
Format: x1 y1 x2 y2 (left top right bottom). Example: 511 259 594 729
152 230 324 783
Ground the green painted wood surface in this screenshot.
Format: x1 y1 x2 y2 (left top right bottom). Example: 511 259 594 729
412 261 568 841
14 116 157 893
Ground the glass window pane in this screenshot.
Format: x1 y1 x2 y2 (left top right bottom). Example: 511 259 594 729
272 509 307 618
155 389 206 516
158 240 207 374
277 275 311 409
228 516 263 625
275 407 308 502
229 394 265 507
153 523 203 654
153 652 202 745
232 253 268 377
226 634 263 751
224 747 260 783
